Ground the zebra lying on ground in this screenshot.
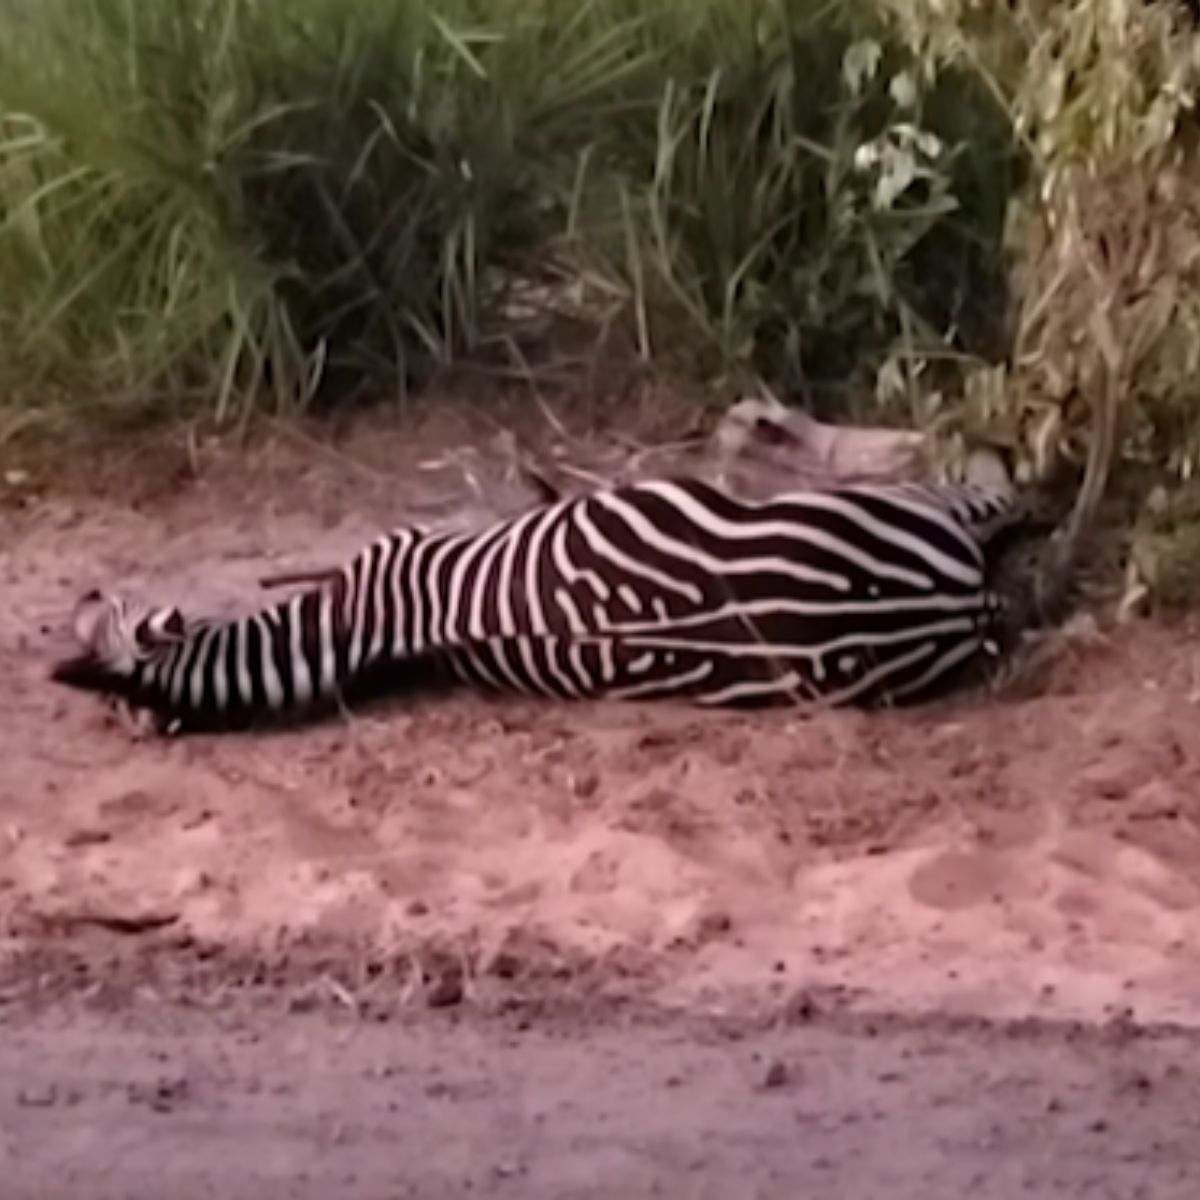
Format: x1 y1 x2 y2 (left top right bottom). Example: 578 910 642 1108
51 474 1029 734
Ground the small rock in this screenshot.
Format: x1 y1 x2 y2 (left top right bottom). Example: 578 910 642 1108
128 1076 189 1113
696 911 732 938
761 1060 790 1090
17 1085 58 1108
287 987 321 1014
572 771 600 800
1078 757 1141 802
63 828 112 848
786 992 820 1023
490 953 521 980
426 973 464 1009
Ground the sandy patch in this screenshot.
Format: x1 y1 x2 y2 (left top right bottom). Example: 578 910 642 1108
3 411 1200 1025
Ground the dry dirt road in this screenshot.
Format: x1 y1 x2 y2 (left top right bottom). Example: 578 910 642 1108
3 402 1200 1196
3 998 1199 1200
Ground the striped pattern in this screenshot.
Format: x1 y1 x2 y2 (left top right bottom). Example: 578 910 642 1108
52 476 1025 731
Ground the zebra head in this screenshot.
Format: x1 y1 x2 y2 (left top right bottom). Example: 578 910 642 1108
51 589 188 695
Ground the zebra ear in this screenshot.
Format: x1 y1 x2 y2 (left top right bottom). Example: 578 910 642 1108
135 607 187 649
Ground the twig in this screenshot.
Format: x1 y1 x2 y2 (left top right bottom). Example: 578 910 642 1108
258 568 342 591
266 417 392 482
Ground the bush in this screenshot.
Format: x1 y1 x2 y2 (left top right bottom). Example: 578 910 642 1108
900 0 1200 606
589 1 1017 411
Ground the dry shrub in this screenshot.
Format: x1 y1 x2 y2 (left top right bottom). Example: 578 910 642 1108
899 0 1200 608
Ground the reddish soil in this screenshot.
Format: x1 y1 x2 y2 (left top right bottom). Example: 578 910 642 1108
2 401 1199 1196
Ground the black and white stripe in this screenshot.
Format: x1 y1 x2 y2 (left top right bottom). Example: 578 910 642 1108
52 476 1025 730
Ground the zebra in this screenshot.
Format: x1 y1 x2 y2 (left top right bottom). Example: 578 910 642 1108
51 474 1028 734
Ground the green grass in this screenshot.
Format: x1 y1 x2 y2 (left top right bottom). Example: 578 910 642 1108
0 0 635 417
0 0 1015 424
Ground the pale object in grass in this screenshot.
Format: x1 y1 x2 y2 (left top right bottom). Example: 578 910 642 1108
708 395 931 499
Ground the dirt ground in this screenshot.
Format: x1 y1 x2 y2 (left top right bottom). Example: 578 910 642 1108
4 999 1200 1200
3 399 1200 1195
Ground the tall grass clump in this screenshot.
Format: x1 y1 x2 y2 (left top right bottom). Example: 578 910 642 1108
890 0 1200 606
0 0 659 418
0 0 1016 424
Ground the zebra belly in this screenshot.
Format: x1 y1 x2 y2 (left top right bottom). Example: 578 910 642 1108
442 593 1000 709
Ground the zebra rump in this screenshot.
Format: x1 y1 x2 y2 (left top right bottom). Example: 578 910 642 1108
50 475 1028 733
